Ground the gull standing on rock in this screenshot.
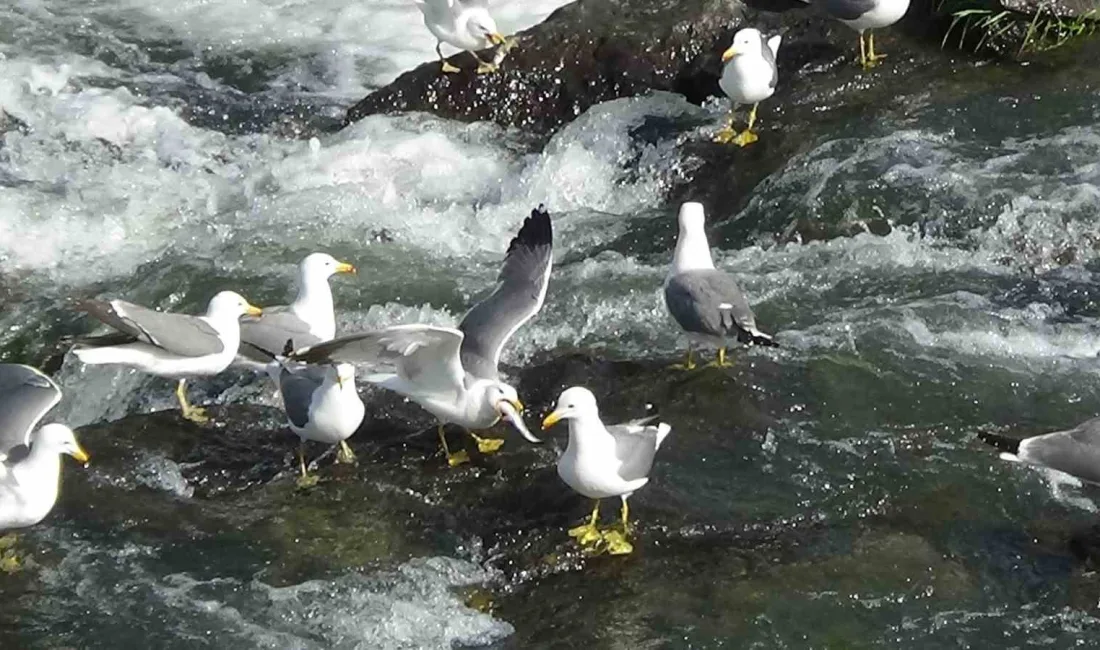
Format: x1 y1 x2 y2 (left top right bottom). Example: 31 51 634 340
416 0 509 74
664 202 777 369
269 361 364 488
542 387 670 556
716 28 781 147
0 364 90 571
71 291 263 423
821 0 910 69
291 205 552 467
237 253 356 367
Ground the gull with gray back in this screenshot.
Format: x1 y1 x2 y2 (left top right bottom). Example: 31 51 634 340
291 205 552 467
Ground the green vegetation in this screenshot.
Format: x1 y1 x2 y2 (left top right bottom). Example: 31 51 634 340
939 0 1100 56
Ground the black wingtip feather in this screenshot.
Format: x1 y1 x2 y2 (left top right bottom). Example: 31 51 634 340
752 334 779 348
977 430 1022 455
507 204 553 254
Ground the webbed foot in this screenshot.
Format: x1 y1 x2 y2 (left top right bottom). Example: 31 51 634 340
568 523 602 547
731 129 759 147
469 432 504 455
601 529 634 555
336 441 357 464
181 405 209 424
441 60 461 74
0 552 21 574
476 61 499 74
446 450 471 467
296 473 319 489
713 126 737 144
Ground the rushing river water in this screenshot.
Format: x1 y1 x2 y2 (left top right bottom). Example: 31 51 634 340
4 0 1100 647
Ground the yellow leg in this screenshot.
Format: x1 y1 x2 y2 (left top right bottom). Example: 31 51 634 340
437 43 460 74
714 112 737 144
175 379 209 424
439 425 470 467
568 500 602 546
731 104 760 147
336 440 357 464
705 347 736 368
468 430 504 454
866 31 885 68
296 443 318 488
473 52 498 75
601 498 635 555
669 346 697 370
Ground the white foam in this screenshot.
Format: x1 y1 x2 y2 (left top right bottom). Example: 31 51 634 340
38 538 512 649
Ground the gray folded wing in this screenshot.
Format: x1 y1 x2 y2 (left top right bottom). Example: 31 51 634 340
459 205 553 380
77 299 225 357
1020 417 1100 484
240 306 320 360
0 364 61 456
761 36 779 88
608 419 667 483
664 269 773 345
822 0 878 20
276 364 328 429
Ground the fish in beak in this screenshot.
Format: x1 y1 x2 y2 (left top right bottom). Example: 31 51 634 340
245 303 263 317
335 365 355 388
336 261 357 275
70 444 91 468
721 46 738 62
488 32 506 46
498 399 540 443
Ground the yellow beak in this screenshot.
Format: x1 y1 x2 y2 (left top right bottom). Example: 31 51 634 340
245 303 263 317
722 46 738 62
336 261 357 275
541 409 563 430
508 398 524 413
71 444 90 466
488 32 506 46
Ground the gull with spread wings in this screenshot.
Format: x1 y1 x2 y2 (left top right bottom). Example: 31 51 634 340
292 205 552 466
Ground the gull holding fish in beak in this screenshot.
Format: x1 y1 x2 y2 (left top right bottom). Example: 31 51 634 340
416 0 511 74
291 205 553 466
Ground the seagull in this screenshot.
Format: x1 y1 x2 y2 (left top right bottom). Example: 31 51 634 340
664 202 777 369
71 291 263 423
238 253 356 368
979 418 1100 485
269 361 365 488
542 387 670 556
716 28 781 147
416 0 508 74
821 0 910 69
291 205 552 467
0 364 89 548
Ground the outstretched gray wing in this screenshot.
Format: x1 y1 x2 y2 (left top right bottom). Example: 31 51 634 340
0 364 61 456
459 205 553 380
822 0 877 20
76 299 225 357
240 306 320 359
277 364 328 429
291 325 466 399
664 269 776 346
